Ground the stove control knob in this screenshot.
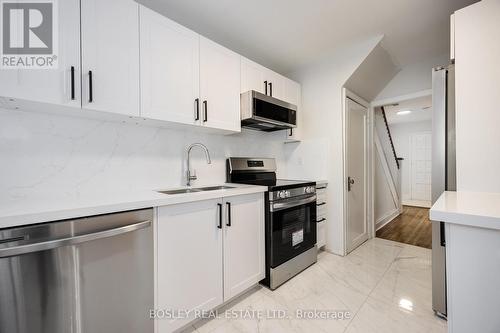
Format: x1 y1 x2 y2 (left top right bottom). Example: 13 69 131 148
278 191 286 199
304 187 310 194
285 190 291 198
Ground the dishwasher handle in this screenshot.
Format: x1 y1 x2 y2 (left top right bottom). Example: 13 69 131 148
0 220 151 258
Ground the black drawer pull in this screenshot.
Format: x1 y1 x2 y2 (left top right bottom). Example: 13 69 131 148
195 98 200 120
317 202 326 206
70 66 75 100
217 203 223 229
316 218 326 223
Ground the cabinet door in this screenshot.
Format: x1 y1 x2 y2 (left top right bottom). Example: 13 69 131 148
81 0 139 116
157 199 223 332
0 0 81 107
140 6 200 125
266 71 286 101
241 57 267 94
223 193 265 301
200 37 241 132
284 79 302 142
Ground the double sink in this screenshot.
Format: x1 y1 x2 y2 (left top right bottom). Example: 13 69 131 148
158 185 236 195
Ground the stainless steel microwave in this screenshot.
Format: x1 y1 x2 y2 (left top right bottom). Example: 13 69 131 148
240 90 297 131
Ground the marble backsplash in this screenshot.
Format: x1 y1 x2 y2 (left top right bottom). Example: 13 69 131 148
0 108 293 200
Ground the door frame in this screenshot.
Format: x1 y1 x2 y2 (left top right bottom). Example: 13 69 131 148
342 88 373 255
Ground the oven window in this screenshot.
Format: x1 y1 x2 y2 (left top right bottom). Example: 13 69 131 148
270 200 316 267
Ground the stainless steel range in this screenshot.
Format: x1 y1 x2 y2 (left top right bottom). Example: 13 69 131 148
227 157 317 290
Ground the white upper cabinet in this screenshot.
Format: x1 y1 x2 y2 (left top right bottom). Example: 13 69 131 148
81 0 140 116
223 193 265 300
140 6 200 125
0 0 81 107
199 37 241 132
241 57 267 94
266 72 286 101
284 79 302 142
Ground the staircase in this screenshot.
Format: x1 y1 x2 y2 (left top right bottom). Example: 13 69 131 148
374 106 403 230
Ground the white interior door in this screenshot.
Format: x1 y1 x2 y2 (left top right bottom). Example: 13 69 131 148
410 132 432 204
346 97 368 253
81 0 140 116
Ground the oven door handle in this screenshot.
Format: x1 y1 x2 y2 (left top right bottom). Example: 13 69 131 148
270 195 316 212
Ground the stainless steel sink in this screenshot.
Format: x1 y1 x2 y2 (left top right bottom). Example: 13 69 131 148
157 185 236 195
157 188 202 195
196 185 236 191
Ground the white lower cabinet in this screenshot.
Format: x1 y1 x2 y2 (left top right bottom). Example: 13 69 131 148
156 193 264 332
223 193 265 300
156 198 223 332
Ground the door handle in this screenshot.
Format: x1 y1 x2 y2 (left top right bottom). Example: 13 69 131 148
194 98 200 121
348 177 355 191
217 203 223 229
226 202 231 227
88 70 93 103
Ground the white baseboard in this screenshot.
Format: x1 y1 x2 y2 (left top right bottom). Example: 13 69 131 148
402 199 431 208
375 209 401 231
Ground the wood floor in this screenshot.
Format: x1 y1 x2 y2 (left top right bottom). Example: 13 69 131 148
376 206 432 249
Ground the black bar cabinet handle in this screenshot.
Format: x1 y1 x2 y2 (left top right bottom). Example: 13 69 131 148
317 202 326 207
203 100 208 122
440 222 446 246
88 70 93 103
70 66 75 100
226 202 231 227
289 128 293 137
316 218 326 223
195 98 200 120
269 82 273 96
217 203 223 229
264 81 268 95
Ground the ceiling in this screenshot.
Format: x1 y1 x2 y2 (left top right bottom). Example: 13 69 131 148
137 0 478 74
384 95 432 124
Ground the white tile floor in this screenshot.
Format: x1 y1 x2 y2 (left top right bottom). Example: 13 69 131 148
182 238 447 333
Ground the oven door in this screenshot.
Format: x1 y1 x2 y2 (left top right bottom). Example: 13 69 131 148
269 194 317 268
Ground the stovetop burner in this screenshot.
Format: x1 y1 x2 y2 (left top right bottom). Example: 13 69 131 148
226 157 315 191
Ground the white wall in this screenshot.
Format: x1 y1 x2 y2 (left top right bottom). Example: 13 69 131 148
0 108 289 201
375 53 449 101
286 36 383 255
454 0 500 193
390 120 432 204
374 149 398 226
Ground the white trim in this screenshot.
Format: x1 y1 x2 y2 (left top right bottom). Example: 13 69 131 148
371 89 432 107
375 208 400 231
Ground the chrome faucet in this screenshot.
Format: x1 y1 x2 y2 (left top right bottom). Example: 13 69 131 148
186 143 211 187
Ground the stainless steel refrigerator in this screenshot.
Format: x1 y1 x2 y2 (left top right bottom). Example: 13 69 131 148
431 65 456 319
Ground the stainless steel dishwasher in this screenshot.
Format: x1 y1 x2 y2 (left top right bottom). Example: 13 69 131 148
0 208 154 333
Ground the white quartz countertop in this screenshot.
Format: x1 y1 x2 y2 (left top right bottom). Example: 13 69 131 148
430 191 500 230
0 184 267 230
